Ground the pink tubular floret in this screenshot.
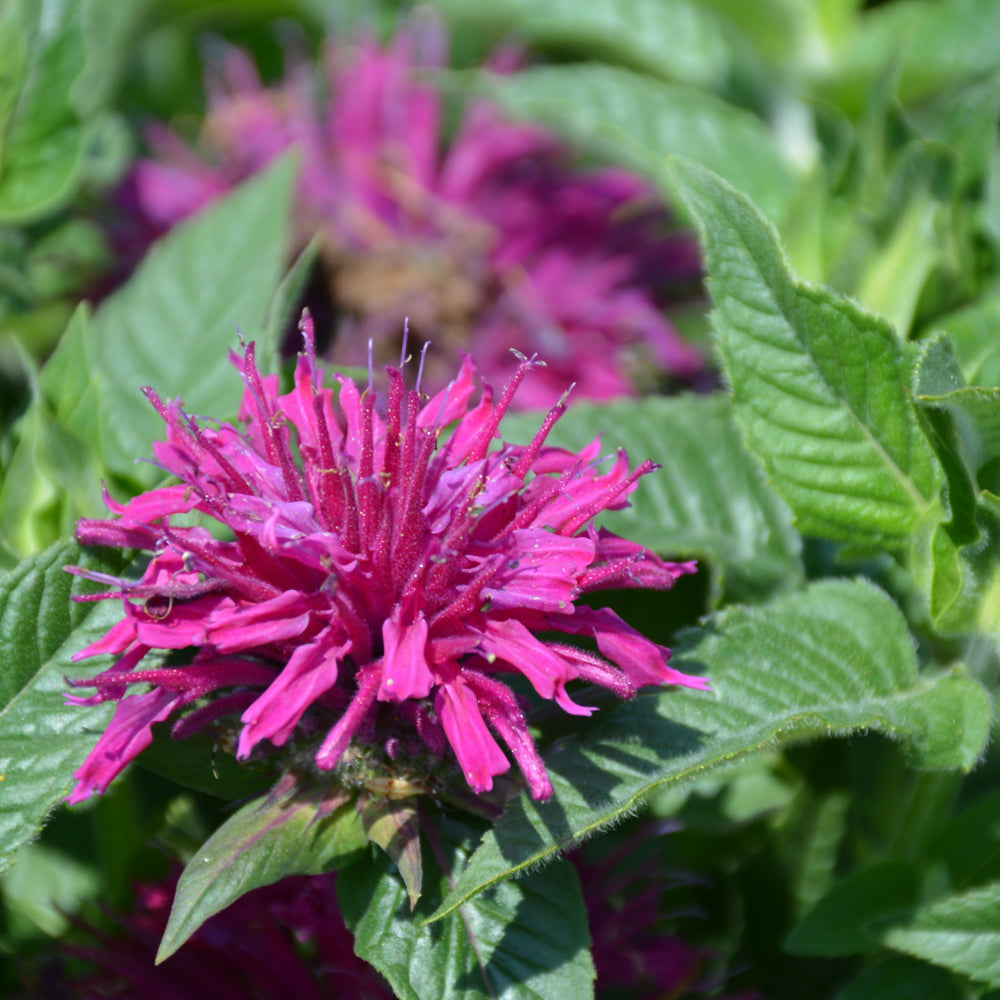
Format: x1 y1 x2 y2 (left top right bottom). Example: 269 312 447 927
66 318 705 802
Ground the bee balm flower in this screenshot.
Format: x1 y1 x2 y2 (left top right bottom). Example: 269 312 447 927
66 315 705 804
118 19 703 405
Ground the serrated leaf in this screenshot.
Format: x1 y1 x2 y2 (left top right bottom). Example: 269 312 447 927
502 393 802 603
340 815 593 1000
0 541 131 873
487 64 795 224
671 157 942 547
157 775 367 962
37 156 296 488
429 580 991 922
880 881 1000 988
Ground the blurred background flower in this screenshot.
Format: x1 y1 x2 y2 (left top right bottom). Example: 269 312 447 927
115 14 704 405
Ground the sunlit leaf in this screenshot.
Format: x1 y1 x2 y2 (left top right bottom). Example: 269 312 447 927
157 774 367 963
341 814 594 1000
429 580 990 921
671 157 942 547
0 541 131 873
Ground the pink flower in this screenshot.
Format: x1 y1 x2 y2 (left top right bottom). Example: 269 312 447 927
66 315 705 805
118 19 703 405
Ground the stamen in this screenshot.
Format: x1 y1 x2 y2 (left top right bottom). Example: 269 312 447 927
399 316 410 367
416 341 430 395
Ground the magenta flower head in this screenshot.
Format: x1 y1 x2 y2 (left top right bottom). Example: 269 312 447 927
65 315 706 805
118 17 703 405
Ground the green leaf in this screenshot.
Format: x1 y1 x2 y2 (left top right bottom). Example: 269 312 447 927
909 72 1000 193
72 0 154 117
1 839 101 937
787 859 921 956
435 0 739 90
880 881 1000 989
136 725 277 802
359 795 423 910
340 815 594 1000
930 790 1000 890
911 336 1000 636
935 293 1000 389
0 541 131 874
834 955 966 1000
429 580 991 922
502 393 801 603
487 64 795 223
260 233 321 375
854 144 949 340
840 0 1000 108
922 493 1000 639
671 157 942 547
0 0 89 223
912 336 979 546
157 774 367 962
37 156 297 488
0 309 106 557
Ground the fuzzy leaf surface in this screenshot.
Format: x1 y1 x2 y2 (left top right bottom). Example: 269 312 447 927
340 816 593 1000
0 541 130 873
430 580 991 921
672 158 942 547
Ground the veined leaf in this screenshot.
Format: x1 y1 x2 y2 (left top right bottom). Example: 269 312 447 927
487 64 795 223
0 541 131 873
429 580 991 922
502 393 802 603
340 815 593 1000
671 157 942 547
880 881 1000 988
157 775 367 962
